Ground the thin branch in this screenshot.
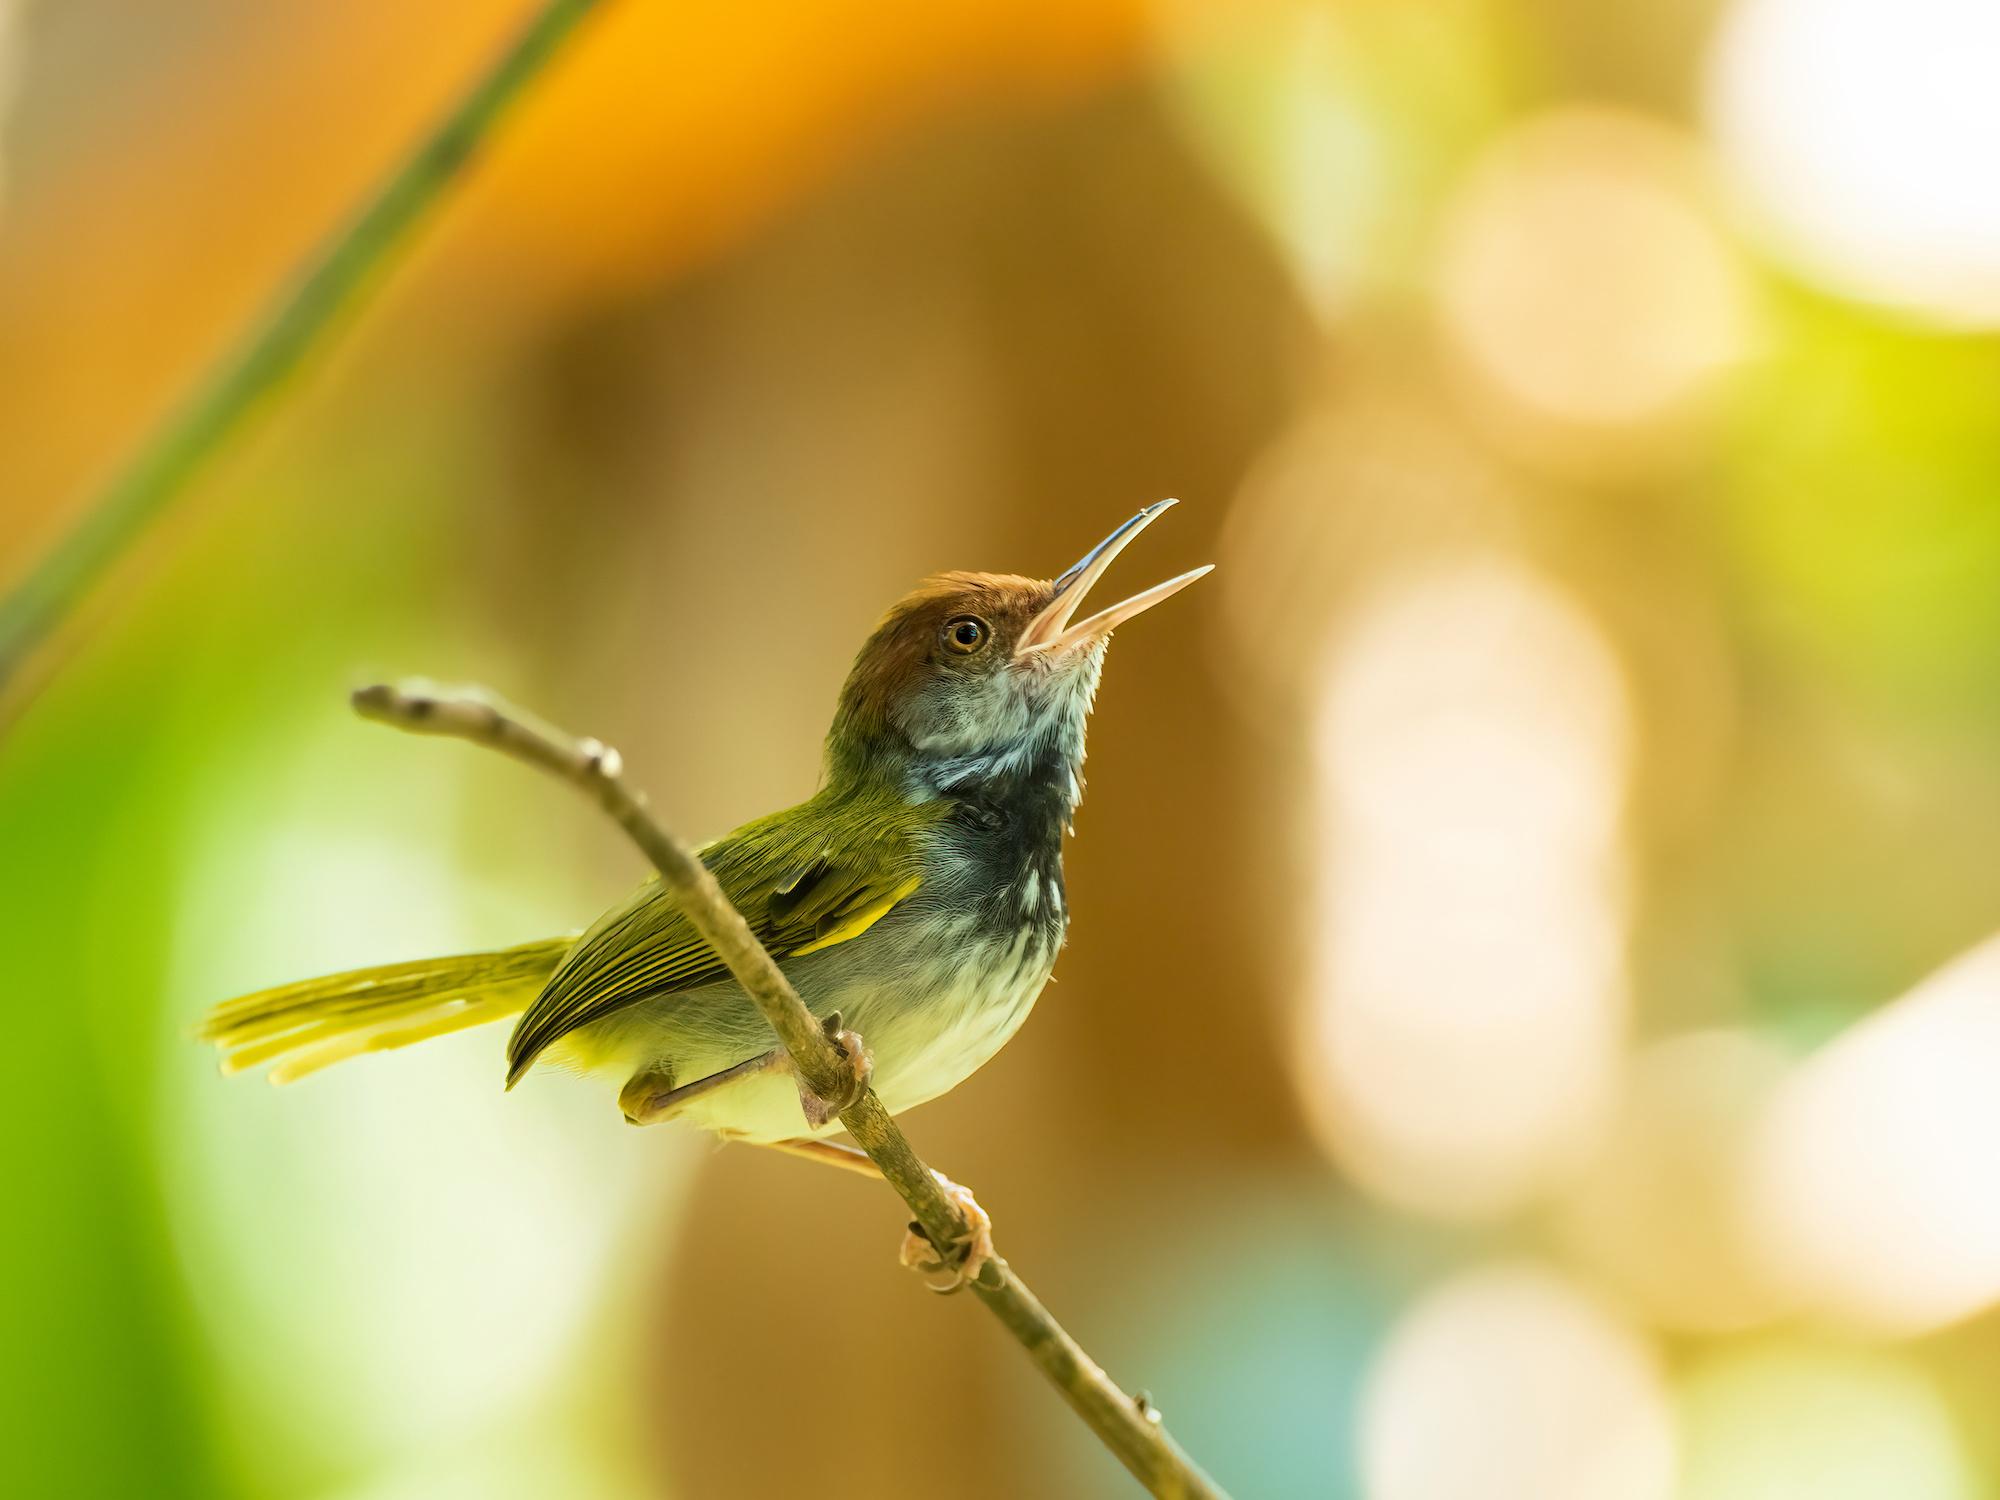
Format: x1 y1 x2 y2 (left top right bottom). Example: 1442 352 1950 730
353 681 1231 1500
0 0 609 704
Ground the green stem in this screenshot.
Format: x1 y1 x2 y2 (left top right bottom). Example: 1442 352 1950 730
0 0 609 696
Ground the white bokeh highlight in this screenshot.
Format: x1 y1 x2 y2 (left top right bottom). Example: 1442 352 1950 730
1305 556 1630 1219
1436 108 1756 427
1361 1263 1675 1500
1709 0 2000 325
1747 932 2000 1334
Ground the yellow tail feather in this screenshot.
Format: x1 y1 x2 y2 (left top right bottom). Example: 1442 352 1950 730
199 937 575 1083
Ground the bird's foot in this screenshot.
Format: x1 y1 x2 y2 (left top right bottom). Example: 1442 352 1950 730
620 1068 676 1124
787 1012 872 1129
899 1171 995 1293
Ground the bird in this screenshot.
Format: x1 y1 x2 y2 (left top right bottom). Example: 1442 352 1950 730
200 502 1210 1152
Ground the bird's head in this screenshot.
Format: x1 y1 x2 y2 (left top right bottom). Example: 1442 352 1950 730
827 501 1210 796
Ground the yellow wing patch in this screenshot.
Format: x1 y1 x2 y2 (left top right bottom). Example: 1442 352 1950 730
504 790 945 1084
790 873 921 955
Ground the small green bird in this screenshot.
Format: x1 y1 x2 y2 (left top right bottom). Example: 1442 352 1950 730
202 503 1208 1145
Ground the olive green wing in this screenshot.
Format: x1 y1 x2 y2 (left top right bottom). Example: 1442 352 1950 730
502 799 928 1085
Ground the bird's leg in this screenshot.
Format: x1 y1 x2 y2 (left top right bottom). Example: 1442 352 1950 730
626 1016 868 1129
620 1050 782 1125
899 1171 995 1293
776 1010 872 1129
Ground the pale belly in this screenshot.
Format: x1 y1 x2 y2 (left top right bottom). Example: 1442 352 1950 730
550 914 1062 1144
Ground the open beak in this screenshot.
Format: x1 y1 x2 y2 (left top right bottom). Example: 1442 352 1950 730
1015 499 1213 657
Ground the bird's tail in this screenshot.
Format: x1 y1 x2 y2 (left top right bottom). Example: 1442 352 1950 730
197 936 575 1085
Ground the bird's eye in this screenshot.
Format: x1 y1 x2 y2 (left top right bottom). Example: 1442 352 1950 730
942 616 989 655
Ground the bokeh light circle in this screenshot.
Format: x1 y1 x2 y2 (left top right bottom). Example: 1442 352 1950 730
1436 107 1755 428
1709 0 2000 325
1747 932 2000 1333
1304 556 1630 1220
1361 1263 1675 1500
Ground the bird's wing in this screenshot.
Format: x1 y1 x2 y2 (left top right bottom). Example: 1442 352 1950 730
503 794 935 1084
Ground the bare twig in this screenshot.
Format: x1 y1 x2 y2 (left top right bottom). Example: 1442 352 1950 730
352 680 1230 1500
0 0 609 707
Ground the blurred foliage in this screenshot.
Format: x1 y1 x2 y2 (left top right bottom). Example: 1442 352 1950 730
0 376 462 1495
1729 294 2000 719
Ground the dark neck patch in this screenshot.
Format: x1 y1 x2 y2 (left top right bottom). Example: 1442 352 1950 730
921 739 1077 930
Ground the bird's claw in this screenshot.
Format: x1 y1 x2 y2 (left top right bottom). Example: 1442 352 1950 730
899 1171 995 1293
790 1012 872 1128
